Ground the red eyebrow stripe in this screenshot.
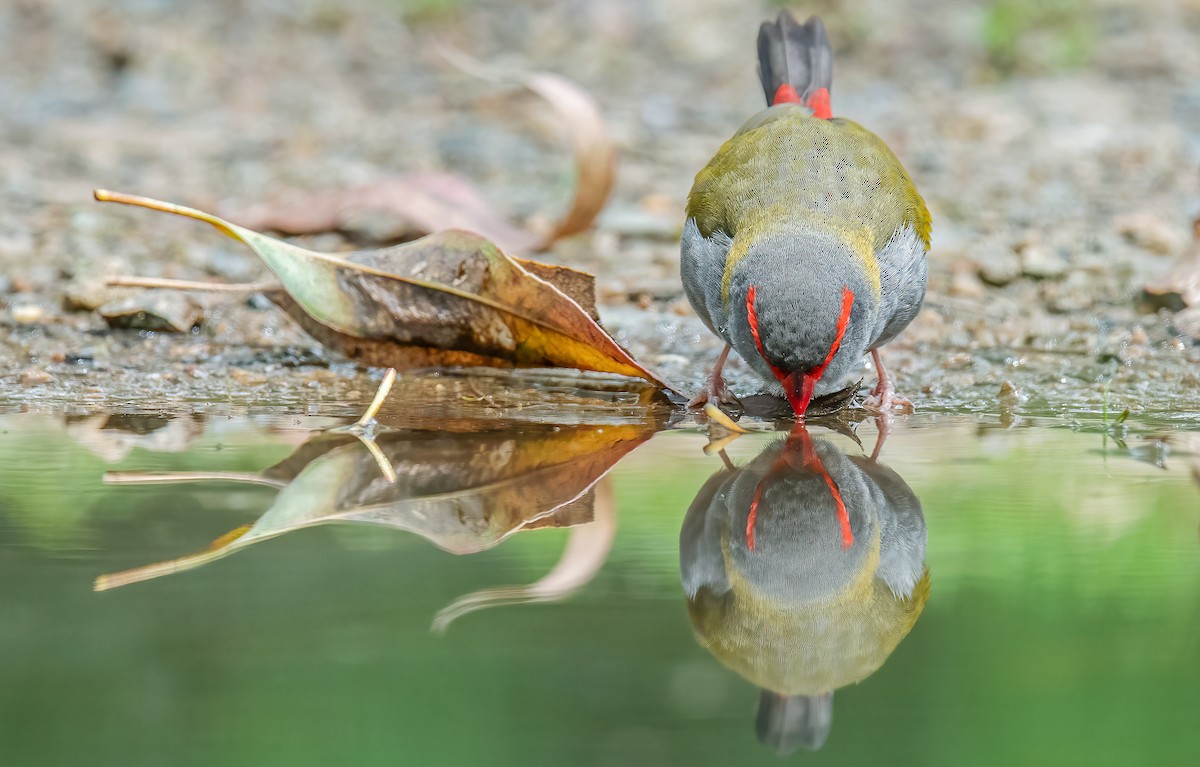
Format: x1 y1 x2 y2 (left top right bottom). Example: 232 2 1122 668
814 286 855 378
745 285 855 383
745 285 787 384
746 481 764 551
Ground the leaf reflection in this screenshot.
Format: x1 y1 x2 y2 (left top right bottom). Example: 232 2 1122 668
96 421 650 595
680 424 929 755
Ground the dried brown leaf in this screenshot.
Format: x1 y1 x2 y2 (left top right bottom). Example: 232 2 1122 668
220 66 616 254
95 191 672 388
228 173 541 255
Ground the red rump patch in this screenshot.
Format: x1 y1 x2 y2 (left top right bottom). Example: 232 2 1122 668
771 84 832 119
806 87 832 119
771 83 802 105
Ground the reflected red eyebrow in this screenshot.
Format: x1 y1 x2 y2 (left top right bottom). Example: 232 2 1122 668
747 425 853 552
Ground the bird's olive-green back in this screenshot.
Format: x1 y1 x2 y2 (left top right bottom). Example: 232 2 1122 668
687 105 931 258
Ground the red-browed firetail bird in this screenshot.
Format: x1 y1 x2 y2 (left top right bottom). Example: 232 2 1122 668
682 11 930 417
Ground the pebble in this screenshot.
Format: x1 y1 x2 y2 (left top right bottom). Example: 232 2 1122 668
977 238 1022 287
1114 211 1186 256
1020 243 1069 280
99 292 203 333
948 268 986 300
229 368 269 386
62 281 113 313
998 380 1020 408
943 353 974 370
19 368 55 385
12 304 45 324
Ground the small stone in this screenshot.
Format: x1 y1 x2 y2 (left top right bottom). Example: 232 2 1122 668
949 268 986 299
999 380 1020 408
1173 307 1200 341
11 304 45 324
229 368 268 386
99 291 203 333
978 242 1022 287
1114 212 1186 256
19 368 55 385
1020 243 1069 280
62 280 113 312
943 352 974 370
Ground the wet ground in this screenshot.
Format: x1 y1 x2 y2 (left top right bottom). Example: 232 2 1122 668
1 402 1198 765
2 0 1199 419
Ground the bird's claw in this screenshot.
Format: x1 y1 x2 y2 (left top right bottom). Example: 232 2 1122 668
863 381 914 415
687 379 740 411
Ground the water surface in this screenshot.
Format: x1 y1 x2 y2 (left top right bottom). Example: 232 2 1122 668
1 405 1197 766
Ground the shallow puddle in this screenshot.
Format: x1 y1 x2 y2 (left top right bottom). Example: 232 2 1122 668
1 400 1198 765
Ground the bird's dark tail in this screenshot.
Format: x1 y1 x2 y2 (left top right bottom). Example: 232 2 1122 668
755 691 834 755
757 11 833 118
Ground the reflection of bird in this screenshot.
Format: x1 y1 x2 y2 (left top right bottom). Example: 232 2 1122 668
682 12 930 417
679 426 929 754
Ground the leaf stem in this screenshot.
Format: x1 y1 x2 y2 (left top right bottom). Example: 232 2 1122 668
106 276 279 293
103 471 286 487
93 189 242 240
355 368 397 427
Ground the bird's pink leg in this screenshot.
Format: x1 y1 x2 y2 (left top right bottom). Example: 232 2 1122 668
869 414 890 461
864 349 914 415
688 343 738 409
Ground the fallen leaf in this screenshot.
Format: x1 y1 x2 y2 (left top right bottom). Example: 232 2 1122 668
65 414 204 463
94 190 671 388
521 72 616 248
221 67 615 254
228 173 540 254
432 475 618 633
94 420 652 590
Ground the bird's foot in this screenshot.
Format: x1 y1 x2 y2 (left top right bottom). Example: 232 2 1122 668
689 344 740 411
865 348 913 415
863 380 914 415
687 377 740 410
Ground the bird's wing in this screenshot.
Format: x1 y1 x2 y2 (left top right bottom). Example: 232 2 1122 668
870 224 928 348
680 218 733 336
821 118 931 347
679 469 735 599
851 456 927 599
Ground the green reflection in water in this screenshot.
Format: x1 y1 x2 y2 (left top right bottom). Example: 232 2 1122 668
0 413 1197 766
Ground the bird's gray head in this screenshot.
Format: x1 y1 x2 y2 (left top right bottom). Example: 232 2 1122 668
725 230 875 413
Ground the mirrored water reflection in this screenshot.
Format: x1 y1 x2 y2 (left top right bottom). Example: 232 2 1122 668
681 425 928 754
95 421 649 593
1 410 1198 766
